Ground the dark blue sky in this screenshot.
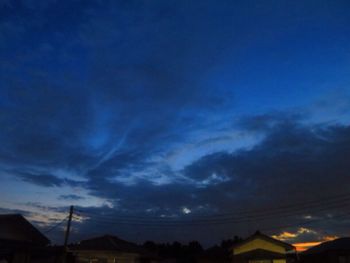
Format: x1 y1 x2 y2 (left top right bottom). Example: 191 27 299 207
1 0 350 247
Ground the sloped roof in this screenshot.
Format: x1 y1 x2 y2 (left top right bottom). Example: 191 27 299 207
71 235 145 254
303 238 350 254
0 214 50 246
232 231 295 251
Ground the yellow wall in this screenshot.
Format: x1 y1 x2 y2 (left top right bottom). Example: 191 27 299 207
273 259 286 263
233 238 286 255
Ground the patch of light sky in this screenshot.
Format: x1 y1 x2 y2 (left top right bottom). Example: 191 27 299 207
165 129 264 171
54 168 87 182
110 166 177 186
83 100 116 152
84 123 136 177
182 207 191 214
0 172 113 218
195 172 231 188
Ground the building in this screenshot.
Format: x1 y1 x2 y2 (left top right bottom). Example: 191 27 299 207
0 214 50 263
300 237 350 263
231 231 296 263
70 235 158 263
0 214 74 263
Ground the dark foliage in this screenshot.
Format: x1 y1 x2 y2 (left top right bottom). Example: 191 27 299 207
142 236 242 262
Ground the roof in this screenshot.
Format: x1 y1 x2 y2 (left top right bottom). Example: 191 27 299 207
231 231 295 251
303 238 350 255
0 214 50 246
70 235 146 254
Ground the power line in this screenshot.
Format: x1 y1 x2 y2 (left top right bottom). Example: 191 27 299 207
73 211 350 230
261 211 350 233
76 192 350 221
72 207 350 234
68 193 350 242
73 202 350 227
75 195 350 224
43 216 68 234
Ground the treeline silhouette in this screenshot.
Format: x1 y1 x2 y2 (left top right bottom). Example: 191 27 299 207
142 236 242 262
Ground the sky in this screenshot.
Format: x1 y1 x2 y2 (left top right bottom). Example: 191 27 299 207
1 0 350 249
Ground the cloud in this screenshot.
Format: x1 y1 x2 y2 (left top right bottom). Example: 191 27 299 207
10 170 84 188
272 228 317 242
58 194 85 201
16 172 66 187
184 121 350 204
237 112 304 133
273 228 339 251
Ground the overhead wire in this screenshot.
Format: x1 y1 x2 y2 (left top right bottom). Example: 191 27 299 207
74 193 350 225
72 209 350 229
73 203 350 226
76 191 350 220
43 216 68 234
261 211 350 232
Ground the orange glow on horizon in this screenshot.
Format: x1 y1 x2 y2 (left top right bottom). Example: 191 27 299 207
293 241 323 252
293 236 338 252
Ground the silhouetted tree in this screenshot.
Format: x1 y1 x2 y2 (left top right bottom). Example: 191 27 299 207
221 236 243 250
141 236 242 263
143 240 157 251
187 241 203 254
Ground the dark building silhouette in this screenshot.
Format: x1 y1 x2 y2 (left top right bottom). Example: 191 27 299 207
300 238 350 263
69 234 158 263
0 214 73 263
0 214 50 262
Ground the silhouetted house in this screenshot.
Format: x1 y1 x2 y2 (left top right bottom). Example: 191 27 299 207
0 214 50 262
70 235 158 263
300 238 350 263
0 214 74 263
231 231 296 263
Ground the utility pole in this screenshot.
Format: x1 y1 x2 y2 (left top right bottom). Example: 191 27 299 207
62 205 73 263
64 205 74 248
